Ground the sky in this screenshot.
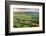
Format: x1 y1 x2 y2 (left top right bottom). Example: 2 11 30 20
13 5 39 12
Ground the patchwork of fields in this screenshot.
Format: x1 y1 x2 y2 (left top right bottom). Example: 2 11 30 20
13 12 39 28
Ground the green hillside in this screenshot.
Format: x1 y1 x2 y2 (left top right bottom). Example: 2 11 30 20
13 12 39 28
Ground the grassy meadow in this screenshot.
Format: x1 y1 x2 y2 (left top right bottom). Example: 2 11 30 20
13 12 39 28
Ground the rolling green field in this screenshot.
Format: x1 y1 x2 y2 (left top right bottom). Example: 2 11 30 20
13 12 39 28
